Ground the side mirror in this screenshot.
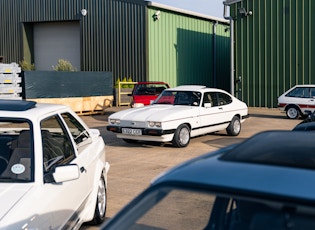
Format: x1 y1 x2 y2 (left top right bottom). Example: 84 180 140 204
90 128 100 137
44 164 80 183
204 103 212 108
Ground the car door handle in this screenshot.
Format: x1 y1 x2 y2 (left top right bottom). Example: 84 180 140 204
80 167 86 173
218 107 223 110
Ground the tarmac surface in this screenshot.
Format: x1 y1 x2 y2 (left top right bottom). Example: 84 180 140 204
80 106 301 229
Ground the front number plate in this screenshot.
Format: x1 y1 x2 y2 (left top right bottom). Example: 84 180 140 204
122 128 142 135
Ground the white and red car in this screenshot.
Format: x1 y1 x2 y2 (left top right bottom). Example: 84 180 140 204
0 99 110 229
107 85 248 147
278 85 315 119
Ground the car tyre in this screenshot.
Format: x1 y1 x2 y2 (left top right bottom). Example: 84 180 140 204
91 175 107 225
286 106 300 119
172 124 190 148
123 138 138 143
226 116 241 136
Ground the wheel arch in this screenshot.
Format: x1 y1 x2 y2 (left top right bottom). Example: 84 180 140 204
82 160 108 222
230 113 241 122
233 114 241 119
179 122 191 130
285 104 301 112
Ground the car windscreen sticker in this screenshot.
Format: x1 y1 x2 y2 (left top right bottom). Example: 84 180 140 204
11 164 25 174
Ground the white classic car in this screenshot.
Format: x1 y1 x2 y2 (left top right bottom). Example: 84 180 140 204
0 99 110 229
278 84 315 119
107 85 248 147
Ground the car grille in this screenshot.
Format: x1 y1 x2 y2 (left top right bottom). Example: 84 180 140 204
121 120 146 128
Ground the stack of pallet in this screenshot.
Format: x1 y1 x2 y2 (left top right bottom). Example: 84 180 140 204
0 63 22 99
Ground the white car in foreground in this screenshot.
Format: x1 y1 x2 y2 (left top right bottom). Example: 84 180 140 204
0 100 110 229
107 85 248 147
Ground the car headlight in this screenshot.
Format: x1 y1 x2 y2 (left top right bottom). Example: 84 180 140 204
109 119 120 125
148 121 161 128
133 103 144 108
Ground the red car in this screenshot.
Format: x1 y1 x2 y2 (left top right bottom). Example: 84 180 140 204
129 82 170 107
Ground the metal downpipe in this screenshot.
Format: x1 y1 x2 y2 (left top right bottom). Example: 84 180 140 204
223 1 234 96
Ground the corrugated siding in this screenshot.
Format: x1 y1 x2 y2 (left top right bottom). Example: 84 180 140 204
0 0 21 63
0 0 146 83
147 7 230 89
231 0 315 107
0 0 230 88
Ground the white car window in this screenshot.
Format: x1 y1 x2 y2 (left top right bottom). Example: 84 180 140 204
61 113 90 148
40 115 75 173
287 87 310 98
218 92 232 105
203 92 219 107
0 119 34 182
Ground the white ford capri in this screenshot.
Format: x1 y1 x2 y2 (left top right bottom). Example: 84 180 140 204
107 85 248 147
0 100 110 229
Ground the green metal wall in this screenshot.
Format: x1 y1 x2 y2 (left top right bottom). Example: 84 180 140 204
147 7 230 89
229 0 315 107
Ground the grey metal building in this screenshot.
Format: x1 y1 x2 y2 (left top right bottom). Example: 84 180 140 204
0 0 230 90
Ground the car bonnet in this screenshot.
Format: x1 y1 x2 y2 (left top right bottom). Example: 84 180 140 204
109 105 199 121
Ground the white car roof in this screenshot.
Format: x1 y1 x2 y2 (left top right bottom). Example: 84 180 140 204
292 84 315 88
0 100 71 120
167 85 229 94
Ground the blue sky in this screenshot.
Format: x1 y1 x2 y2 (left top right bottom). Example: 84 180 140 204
152 0 225 19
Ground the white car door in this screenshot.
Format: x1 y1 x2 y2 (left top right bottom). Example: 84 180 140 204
198 92 228 133
60 112 96 192
38 114 91 228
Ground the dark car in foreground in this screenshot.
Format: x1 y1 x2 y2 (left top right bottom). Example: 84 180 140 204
102 131 315 230
292 110 315 131
293 121 315 131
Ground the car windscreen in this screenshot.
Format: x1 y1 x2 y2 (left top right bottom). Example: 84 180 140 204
103 185 315 230
0 118 34 182
134 84 168 96
154 90 201 106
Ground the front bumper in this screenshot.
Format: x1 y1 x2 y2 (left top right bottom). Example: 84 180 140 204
106 125 175 136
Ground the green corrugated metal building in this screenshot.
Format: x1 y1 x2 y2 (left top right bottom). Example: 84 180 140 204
147 3 230 88
0 0 230 90
224 0 315 107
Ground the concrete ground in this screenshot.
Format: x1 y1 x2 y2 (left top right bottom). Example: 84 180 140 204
80 106 301 229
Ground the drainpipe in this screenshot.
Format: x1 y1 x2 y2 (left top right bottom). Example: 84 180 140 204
213 21 218 87
223 1 235 95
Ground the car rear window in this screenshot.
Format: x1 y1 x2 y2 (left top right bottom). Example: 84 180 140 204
220 131 315 170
